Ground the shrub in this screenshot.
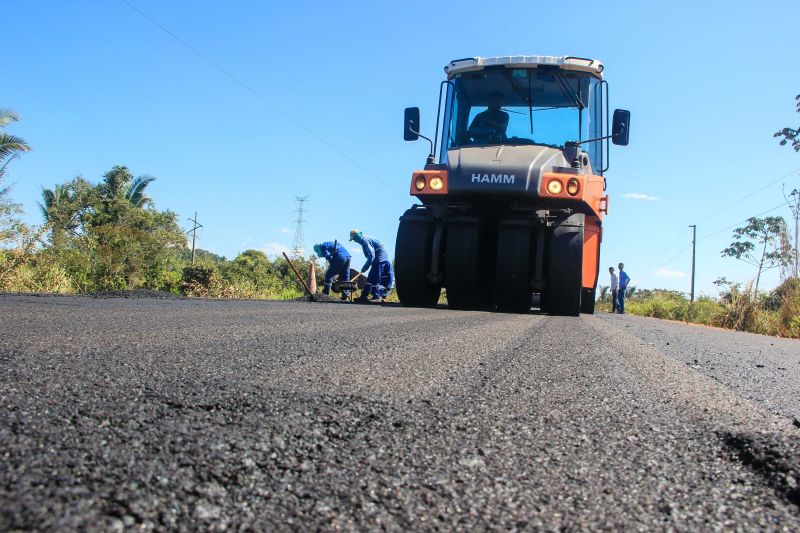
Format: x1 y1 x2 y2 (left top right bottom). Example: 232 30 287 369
777 278 800 338
0 249 75 293
181 265 218 296
713 283 759 332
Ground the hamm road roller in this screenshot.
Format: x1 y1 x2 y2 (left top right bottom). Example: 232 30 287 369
395 56 630 315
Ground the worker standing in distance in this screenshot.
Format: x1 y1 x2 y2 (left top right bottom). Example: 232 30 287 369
617 262 630 314
609 266 619 313
313 241 351 300
350 229 394 302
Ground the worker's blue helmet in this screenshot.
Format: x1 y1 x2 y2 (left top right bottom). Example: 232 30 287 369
313 243 323 256
349 229 363 242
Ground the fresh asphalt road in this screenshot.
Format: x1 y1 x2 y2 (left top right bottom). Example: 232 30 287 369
1 296 798 530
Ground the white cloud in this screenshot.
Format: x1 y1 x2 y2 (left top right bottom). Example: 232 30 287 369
261 242 292 258
278 227 291 234
655 267 687 278
622 192 660 201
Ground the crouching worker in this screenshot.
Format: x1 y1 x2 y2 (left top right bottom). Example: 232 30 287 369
313 241 351 300
350 229 394 302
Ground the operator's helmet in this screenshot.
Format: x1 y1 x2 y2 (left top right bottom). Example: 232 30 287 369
349 229 363 242
313 243 323 257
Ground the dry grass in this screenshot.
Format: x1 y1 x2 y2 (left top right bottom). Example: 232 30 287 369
604 283 800 339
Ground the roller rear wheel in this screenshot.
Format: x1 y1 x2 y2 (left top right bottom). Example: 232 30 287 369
544 214 584 316
580 288 596 314
445 218 486 310
494 220 533 313
395 210 441 308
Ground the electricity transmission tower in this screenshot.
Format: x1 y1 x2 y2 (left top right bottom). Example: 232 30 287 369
291 195 310 258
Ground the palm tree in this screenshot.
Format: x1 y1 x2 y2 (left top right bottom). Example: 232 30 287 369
124 175 156 208
39 184 76 224
0 109 30 244
0 109 31 188
98 166 156 207
39 184 79 247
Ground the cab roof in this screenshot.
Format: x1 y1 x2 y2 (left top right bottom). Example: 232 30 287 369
444 56 604 79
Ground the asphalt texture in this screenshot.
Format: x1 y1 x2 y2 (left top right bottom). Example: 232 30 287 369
1 295 798 531
596 312 800 423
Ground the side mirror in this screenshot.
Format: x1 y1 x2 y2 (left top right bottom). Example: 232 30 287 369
404 107 420 141
611 109 630 146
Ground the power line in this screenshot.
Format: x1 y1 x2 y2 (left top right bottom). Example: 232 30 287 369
696 202 788 242
634 243 692 287
637 227 689 280
119 0 405 197
635 167 800 286
637 203 789 287
691 166 800 225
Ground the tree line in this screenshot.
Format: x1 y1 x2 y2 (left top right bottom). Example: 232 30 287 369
0 109 321 297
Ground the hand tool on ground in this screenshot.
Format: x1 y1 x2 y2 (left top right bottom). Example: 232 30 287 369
282 252 314 300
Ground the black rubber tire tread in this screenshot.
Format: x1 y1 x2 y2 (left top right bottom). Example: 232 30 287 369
494 220 533 313
395 210 441 308
580 288 596 314
445 219 483 310
545 213 584 317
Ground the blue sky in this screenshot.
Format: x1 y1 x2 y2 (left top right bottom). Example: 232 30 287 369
4 0 800 295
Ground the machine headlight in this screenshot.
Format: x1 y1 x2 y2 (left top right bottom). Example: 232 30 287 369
429 176 444 191
414 175 426 191
566 178 580 196
547 179 563 195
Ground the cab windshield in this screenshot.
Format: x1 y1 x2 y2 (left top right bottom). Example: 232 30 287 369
443 67 600 152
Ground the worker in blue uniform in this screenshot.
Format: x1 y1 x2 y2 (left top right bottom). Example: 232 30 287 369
313 241 351 299
350 229 394 302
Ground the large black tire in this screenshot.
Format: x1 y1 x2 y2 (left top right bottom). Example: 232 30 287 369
494 220 533 313
445 218 485 310
580 287 596 314
395 210 441 308
544 213 584 316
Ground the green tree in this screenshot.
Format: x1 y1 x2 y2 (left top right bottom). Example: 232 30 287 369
38 166 186 291
721 216 793 294
38 177 95 248
222 249 284 294
88 206 185 290
0 109 31 244
774 95 800 152
125 175 156 208
94 166 155 207
0 109 30 177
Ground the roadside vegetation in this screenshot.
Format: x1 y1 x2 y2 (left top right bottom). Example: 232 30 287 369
0 109 320 299
597 279 800 339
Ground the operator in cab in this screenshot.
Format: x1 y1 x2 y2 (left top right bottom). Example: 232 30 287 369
350 229 394 303
313 241 351 300
467 90 509 144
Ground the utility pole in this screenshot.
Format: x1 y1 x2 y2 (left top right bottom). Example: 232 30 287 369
786 187 799 278
291 195 310 258
689 224 696 302
187 212 203 265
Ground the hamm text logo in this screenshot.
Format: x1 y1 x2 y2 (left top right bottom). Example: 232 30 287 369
471 173 515 184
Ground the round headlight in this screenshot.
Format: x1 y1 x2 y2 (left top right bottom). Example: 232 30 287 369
429 176 444 191
567 178 580 196
414 175 426 191
547 179 563 195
